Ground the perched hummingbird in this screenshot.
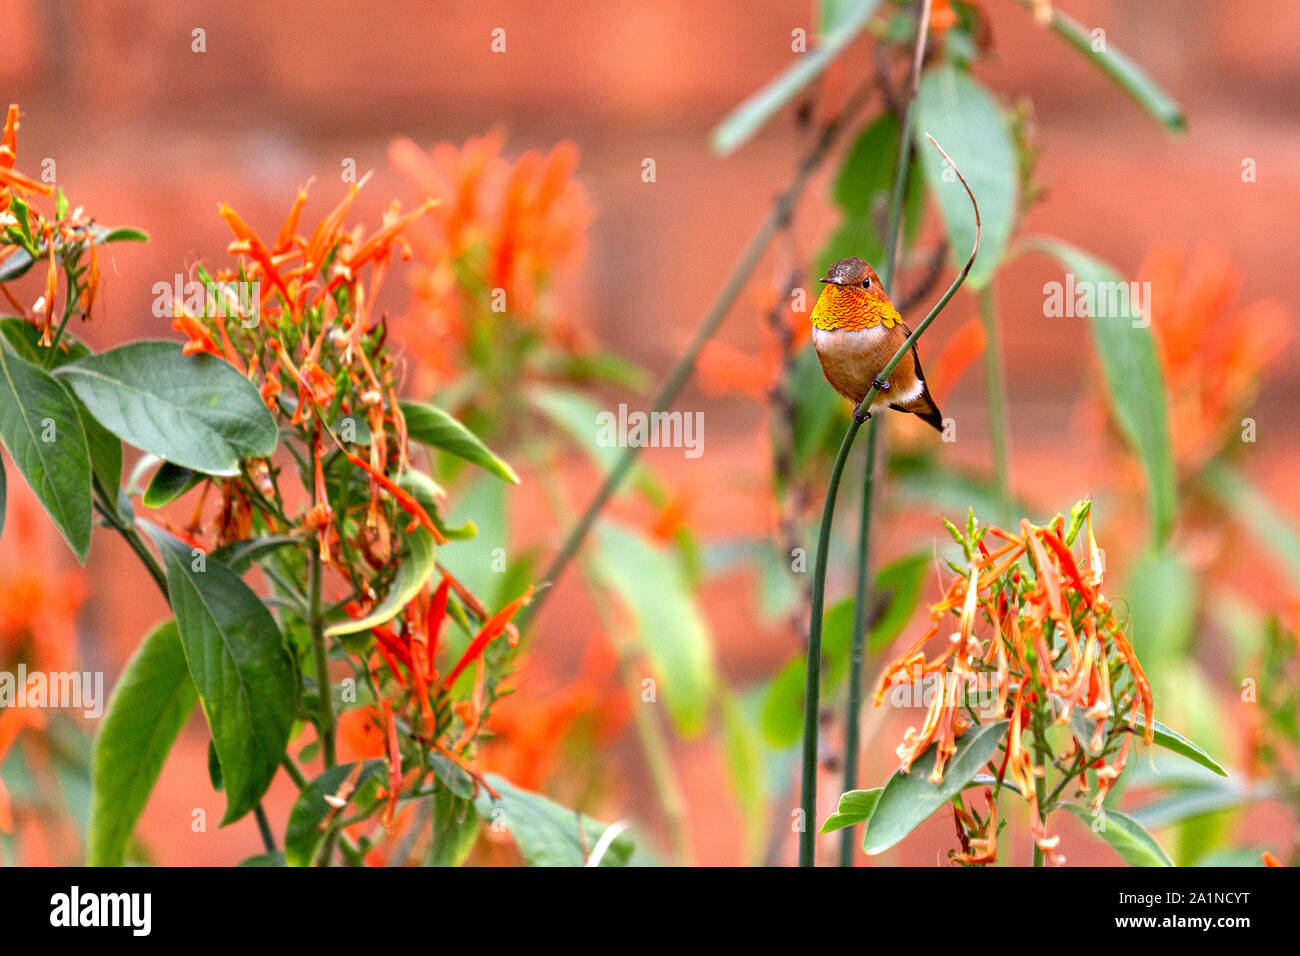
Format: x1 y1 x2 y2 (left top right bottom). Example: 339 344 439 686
810 256 943 431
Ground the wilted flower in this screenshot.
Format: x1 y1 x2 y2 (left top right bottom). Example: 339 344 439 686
873 501 1153 864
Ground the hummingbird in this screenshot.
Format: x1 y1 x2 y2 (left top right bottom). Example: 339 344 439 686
810 256 943 431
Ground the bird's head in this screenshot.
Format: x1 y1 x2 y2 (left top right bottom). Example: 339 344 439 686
811 257 901 331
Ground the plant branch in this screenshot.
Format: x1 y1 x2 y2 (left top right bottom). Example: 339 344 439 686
800 133 980 867
521 78 882 630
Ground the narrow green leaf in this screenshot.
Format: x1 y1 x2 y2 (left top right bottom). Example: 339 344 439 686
142 525 297 824
719 689 765 860
914 64 1019 288
142 461 203 508
0 338 92 559
284 760 386 866
401 400 519 484
864 719 1008 854
56 341 277 476
711 1 882 154
592 522 716 736
1139 716 1229 778
819 788 881 833
1202 461 1300 589
1060 804 1173 866
87 620 198 866
209 535 300 575
473 774 634 867
1033 4 1186 132
1131 787 1260 830
1022 238 1176 544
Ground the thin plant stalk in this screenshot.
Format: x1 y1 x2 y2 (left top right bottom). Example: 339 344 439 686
978 283 1013 519
521 80 882 630
801 135 980 867
839 0 931 867
838 417 879 867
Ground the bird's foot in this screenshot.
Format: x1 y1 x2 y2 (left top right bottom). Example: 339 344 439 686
872 377 891 392
853 407 872 424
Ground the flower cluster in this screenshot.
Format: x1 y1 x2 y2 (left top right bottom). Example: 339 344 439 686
873 502 1154 864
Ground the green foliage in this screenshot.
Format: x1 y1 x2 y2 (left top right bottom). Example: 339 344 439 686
914 64 1018 289
819 788 881 834
56 341 277 476
142 525 298 825
1060 804 1173 867
473 774 635 867
862 720 1008 855
142 461 203 508
401 399 519 484
87 620 197 866
0 336 92 559
284 761 386 866
325 525 436 637
1023 238 1176 545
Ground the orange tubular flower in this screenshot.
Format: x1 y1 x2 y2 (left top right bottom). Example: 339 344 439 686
441 587 535 691
0 104 55 212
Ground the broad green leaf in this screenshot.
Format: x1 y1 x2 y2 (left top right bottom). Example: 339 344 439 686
445 474 507 603
864 719 1008 854
868 553 929 652
142 525 297 824
1060 804 1173 866
325 525 435 637
711 1 882 154
142 461 203 508
819 788 881 834
284 760 386 867
914 65 1018 288
56 341 277 476
1034 4 1186 133
473 774 634 867
592 522 716 736
1022 238 1176 544
0 320 124 499
87 620 198 866
429 787 481 867
401 400 519 484
0 338 92 559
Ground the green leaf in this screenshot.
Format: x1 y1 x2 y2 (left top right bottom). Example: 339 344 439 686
711 1 882 154
1035 5 1186 133
1138 716 1229 778
719 689 765 860
284 761 386 867
819 788 881 834
1202 461 1300 588
56 341 277 477
592 522 716 736
142 461 203 508
401 400 519 484
428 787 481 867
209 535 300 575
473 774 634 867
0 456 5 539
238 851 285 867
864 719 1008 854
1131 787 1261 830
1060 804 1173 866
0 338 92 559
1123 551 1196 661
141 525 297 824
1022 238 1176 544
325 525 435 637
99 226 149 244
914 64 1019 288
87 620 198 866
868 553 929 652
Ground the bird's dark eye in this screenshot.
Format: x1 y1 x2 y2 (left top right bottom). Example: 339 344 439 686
862 278 872 289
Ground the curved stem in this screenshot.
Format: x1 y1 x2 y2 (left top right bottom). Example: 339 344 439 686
800 134 980 867
309 545 336 770
521 79 881 631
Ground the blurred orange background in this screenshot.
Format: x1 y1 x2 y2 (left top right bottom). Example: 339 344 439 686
2 0 1298 865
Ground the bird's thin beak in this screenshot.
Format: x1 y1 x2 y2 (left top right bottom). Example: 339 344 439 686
818 277 833 284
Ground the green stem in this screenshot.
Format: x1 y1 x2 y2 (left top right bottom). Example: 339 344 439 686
838 0 930 867
520 78 881 631
253 803 276 853
978 283 1012 519
93 494 168 597
308 545 336 771
838 418 879 867
801 135 980 867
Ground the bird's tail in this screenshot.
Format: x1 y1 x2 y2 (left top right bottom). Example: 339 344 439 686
892 385 944 433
